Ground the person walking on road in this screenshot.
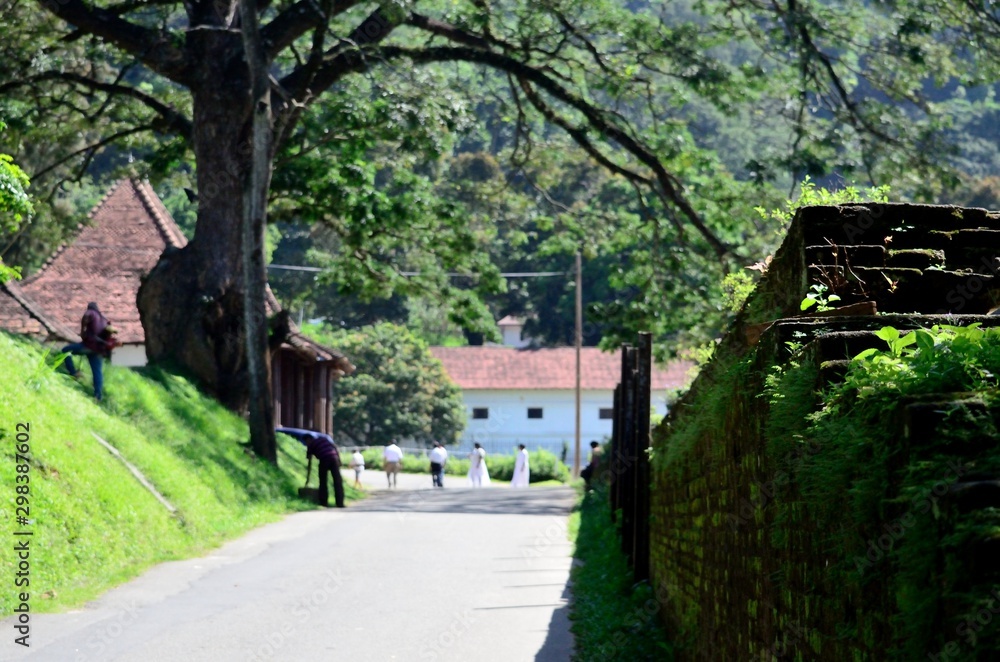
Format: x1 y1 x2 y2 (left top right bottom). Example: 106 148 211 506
511 444 530 488
349 449 365 489
468 442 490 487
383 440 403 488
429 441 448 488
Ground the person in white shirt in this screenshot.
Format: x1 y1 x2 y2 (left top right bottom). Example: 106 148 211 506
511 444 530 488
349 449 365 489
468 442 490 487
383 441 403 488
428 442 448 488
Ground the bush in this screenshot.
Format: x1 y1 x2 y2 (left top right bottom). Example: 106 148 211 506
355 446 570 483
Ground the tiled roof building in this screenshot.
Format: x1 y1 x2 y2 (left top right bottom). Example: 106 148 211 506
0 179 185 364
0 179 352 435
429 340 692 463
430 346 691 391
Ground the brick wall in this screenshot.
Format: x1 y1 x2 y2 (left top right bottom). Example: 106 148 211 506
648 203 1000 660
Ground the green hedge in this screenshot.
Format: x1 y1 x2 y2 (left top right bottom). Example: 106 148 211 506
358 447 570 483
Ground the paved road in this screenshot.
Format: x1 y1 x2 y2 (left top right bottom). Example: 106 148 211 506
2 474 577 662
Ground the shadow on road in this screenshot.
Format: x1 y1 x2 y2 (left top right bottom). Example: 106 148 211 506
346 486 577 517
534 581 576 660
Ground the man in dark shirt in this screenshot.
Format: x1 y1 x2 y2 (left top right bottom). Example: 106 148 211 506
276 427 345 508
61 302 113 401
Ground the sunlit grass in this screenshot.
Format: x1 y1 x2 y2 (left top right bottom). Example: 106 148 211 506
0 332 357 615
569 484 672 661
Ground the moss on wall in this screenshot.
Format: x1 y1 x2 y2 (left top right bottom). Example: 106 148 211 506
649 203 1000 661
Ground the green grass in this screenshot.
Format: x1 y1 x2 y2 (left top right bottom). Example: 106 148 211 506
569 484 673 661
0 332 360 615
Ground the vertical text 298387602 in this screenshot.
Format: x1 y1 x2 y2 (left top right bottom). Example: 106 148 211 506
11 421 32 648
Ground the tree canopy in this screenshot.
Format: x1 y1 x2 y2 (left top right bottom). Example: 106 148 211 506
307 322 465 446
0 121 32 283
0 0 998 456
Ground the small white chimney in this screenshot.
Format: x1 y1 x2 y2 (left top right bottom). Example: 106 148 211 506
497 315 530 348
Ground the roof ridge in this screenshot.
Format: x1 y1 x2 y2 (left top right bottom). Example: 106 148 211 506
0 280 76 340
22 179 127 285
133 179 187 249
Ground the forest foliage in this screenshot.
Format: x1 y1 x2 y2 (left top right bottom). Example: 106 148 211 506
1 0 999 355
303 322 466 446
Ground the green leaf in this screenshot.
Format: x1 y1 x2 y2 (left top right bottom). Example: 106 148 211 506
800 297 818 311
874 326 900 343
914 329 935 351
853 348 878 361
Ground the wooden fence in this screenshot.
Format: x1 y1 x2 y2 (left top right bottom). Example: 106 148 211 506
609 332 652 582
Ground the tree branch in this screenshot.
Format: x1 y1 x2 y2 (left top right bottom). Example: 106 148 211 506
261 0 360 61
271 4 730 258
406 12 494 50
378 44 730 258
274 7 401 112
515 77 687 240
34 0 191 84
0 72 193 141
33 124 155 180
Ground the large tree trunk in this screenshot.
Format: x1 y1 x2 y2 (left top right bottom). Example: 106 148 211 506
239 0 277 464
137 30 278 462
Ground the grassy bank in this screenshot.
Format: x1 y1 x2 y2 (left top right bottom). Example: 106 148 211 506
0 332 359 616
570 484 672 661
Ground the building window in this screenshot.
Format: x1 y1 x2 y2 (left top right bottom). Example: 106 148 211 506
472 407 489 420
599 408 614 420
527 407 543 419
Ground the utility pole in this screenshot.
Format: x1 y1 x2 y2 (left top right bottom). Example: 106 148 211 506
574 250 582 477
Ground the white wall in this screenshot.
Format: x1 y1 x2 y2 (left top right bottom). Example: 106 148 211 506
500 326 530 348
112 344 147 367
457 388 670 452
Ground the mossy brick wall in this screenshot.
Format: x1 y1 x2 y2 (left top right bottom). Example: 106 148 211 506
648 203 1000 661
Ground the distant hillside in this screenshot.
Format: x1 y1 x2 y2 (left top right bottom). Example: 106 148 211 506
0 333 346 615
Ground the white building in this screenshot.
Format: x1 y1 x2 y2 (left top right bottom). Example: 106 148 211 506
430 320 692 464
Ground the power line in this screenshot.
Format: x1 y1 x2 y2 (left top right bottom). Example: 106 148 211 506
267 264 569 278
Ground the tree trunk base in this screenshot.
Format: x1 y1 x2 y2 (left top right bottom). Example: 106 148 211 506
138 244 250 412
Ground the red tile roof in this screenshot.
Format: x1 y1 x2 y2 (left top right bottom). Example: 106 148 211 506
2 179 188 344
429 346 693 390
0 280 76 339
0 180 354 376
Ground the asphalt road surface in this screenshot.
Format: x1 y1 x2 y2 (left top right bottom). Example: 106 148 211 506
3 473 577 662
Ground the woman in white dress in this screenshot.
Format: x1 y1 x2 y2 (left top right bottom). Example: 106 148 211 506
510 444 530 488
468 442 491 487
